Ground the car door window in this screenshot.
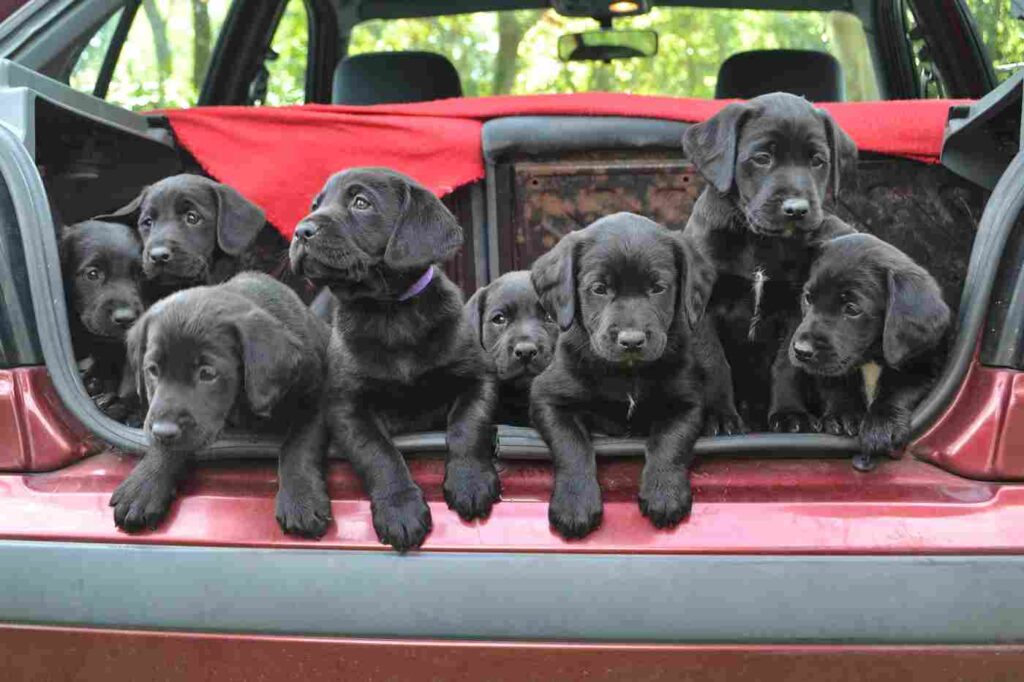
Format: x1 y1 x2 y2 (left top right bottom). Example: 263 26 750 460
68 0 234 111
964 0 1024 82
259 0 310 105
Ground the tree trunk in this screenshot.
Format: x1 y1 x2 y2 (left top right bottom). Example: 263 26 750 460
492 13 531 95
829 12 879 101
192 0 212 90
142 0 172 81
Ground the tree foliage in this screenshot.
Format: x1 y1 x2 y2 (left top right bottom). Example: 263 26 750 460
68 2 1024 112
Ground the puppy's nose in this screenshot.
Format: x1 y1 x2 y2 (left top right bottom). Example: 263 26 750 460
513 342 538 362
148 246 172 264
294 222 319 241
616 329 647 351
782 198 810 219
793 338 816 362
111 307 138 329
150 420 182 444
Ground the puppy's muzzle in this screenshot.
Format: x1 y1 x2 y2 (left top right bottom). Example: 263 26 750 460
782 198 810 220
150 420 183 445
513 341 539 363
615 329 648 352
294 221 319 241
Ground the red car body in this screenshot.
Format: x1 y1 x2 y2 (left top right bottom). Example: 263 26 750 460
1 0 1023 679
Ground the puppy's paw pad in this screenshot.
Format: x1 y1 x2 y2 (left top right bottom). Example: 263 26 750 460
639 471 692 529
110 475 175 532
768 411 821 434
371 488 432 552
822 412 863 437
443 461 501 521
703 410 748 437
549 481 603 540
276 485 333 539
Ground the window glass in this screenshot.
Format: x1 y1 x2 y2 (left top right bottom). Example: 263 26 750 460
964 0 1024 82
70 0 234 111
349 8 880 100
262 0 309 105
68 8 124 93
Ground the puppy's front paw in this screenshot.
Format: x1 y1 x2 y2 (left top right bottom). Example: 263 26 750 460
702 410 747 437
856 410 910 471
371 487 432 552
443 459 501 521
276 478 333 539
639 468 692 529
768 410 821 434
110 469 177 532
94 392 128 422
821 410 863 437
549 476 603 540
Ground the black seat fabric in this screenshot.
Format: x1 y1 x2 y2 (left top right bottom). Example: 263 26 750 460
714 49 845 102
332 51 463 105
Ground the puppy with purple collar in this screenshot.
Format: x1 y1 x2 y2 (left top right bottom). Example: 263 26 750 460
290 168 499 552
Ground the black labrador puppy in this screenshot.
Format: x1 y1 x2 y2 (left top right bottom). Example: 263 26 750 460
111 272 333 536
529 213 714 539
289 167 498 552
465 271 559 425
788 233 950 471
59 220 145 421
96 174 266 299
681 91 858 433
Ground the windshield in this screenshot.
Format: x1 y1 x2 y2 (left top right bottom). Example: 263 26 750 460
349 7 879 100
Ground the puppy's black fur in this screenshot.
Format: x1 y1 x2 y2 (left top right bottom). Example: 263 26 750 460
60 220 145 421
529 213 714 539
96 174 265 299
111 272 333 536
789 234 950 471
682 91 858 432
290 167 498 552
465 271 559 425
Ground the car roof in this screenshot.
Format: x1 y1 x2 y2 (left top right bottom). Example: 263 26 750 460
354 0 854 21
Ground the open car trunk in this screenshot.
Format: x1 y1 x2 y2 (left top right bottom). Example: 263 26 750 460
1 59 1024 566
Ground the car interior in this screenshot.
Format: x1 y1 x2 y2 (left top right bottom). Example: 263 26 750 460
0 0 1013 475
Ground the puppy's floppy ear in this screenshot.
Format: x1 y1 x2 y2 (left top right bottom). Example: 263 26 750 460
384 180 463 269
883 266 950 368
817 109 858 200
464 284 488 350
125 313 150 406
93 188 147 226
231 308 305 418
531 232 579 332
682 102 754 194
212 182 266 256
676 236 716 330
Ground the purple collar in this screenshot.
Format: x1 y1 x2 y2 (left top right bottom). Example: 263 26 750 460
397 266 435 301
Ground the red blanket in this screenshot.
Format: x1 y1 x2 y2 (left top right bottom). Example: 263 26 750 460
162 93 965 239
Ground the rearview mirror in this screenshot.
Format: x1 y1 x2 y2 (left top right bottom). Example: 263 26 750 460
557 29 658 63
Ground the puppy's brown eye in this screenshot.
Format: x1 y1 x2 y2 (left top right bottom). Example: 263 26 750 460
490 312 507 326
591 282 609 296
145 364 159 378
197 366 218 383
649 282 667 295
801 291 811 307
352 196 371 210
185 211 201 226
543 311 555 324
843 302 862 317
84 267 102 281
139 217 154 229
311 197 321 211
751 152 773 167
811 155 827 169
